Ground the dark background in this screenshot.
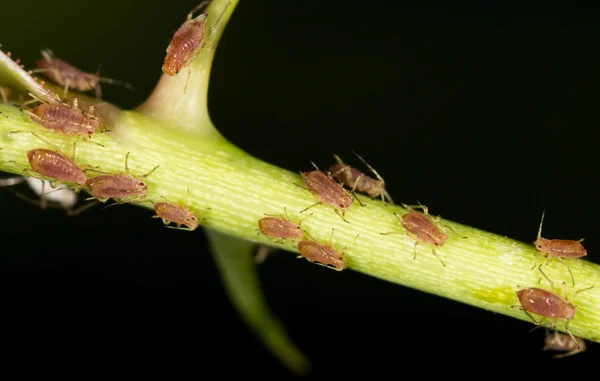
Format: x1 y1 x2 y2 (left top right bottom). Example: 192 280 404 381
1 0 598 376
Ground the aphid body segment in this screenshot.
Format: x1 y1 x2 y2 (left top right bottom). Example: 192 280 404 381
297 240 346 271
154 201 200 231
381 204 466 267
533 210 586 286
512 266 593 351
542 330 586 359
35 49 132 98
85 152 158 204
329 153 393 204
162 2 210 76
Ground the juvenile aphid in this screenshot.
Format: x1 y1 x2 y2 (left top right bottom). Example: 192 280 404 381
153 188 208 231
296 229 358 271
85 152 159 204
297 162 357 223
542 330 586 359
380 203 467 267
512 266 594 351
258 207 307 241
329 153 393 205
21 93 102 142
34 49 134 99
533 209 586 287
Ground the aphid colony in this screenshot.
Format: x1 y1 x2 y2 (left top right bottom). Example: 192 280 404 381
0 2 593 359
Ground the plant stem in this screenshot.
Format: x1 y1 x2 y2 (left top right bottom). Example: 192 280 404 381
0 103 599 344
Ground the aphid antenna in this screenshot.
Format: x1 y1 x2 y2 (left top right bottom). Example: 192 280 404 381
537 208 546 239
187 1 211 20
95 63 135 91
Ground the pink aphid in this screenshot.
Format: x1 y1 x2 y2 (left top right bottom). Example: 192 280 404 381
298 162 355 223
329 153 393 204
162 2 209 76
533 210 586 286
153 189 205 231
296 230 358 271
512 266 593 352
381 204 466 267
85 152 159 204
35 49 133 98
23 95 100 141
258 207 307 241
543 330 586 359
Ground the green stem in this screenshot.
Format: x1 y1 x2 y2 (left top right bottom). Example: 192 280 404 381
0 0 599 353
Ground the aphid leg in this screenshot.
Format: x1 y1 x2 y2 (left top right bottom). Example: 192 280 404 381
380 211 404 235
20 92 45 110
569 285 595 303
66 199 100 216
430 247 447 267
352 151 393 205
300 201 322 214
401 203 426 215
412 241 420 261
564 323 581 351
538 265 556 290
62 78 71 98
556 257 576 287
442 223 468 239
350 188 366 207
531 251 541 271
334 208 350 223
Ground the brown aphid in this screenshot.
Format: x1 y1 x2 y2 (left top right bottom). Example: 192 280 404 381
34 49 133 99
542 330 586 359
85 152 159 204
153 188 207 231
297 229 357 271
512 266 594 351
533 210 586 287
329 153 393 205
380 203 467 267
297 162 355 223
258 207 307 241
9 132 88 190
22 94 102 142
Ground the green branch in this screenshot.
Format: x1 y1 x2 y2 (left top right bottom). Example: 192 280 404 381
1 0 599 373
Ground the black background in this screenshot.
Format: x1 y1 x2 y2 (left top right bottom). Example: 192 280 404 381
1 0 599 376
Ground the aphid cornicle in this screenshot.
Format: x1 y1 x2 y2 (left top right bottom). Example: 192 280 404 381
380 203 467 267
542 330 586 359
297 229 357 272
512 266 594 351
329 153 393 205
85 152 159 204
22 94 101 141
532 209 586 287
34 49 133 99
297 162 356 223
257 207 307 241
153 188 207 231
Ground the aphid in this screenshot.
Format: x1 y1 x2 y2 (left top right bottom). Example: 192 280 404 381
8 132 88 190
34 49 133 99
162 1 229 75
85 152 159 204
153 188 208 231
21 93 102 142
512 266 594 351
257 207 307 241
297 162 357 223
329 153 393 205
542 330 586 359
380 203 467 267
533 209 586 287
0 86 11 104
296 229 358 271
